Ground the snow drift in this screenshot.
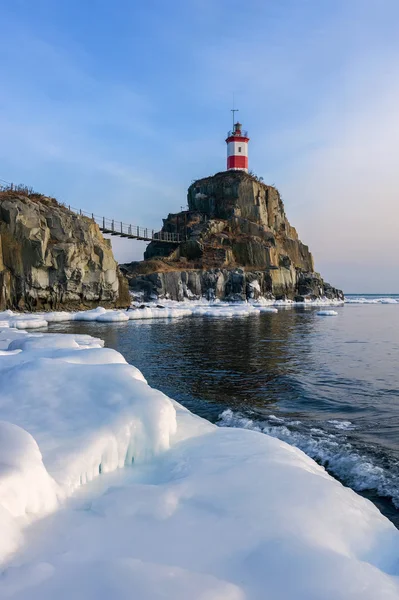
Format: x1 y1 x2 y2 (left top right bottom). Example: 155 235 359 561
0 325 398 599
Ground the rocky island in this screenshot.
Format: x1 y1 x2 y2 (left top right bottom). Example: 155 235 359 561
0 169 343 310
121 171 343 302
0 187 129 311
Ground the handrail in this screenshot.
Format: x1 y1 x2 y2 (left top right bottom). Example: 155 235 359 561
227 130 248 137
67 206 182 243
0 179 182 244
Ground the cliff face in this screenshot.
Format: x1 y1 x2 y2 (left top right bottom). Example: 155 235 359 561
122 171 343 302
0 191 130 311
123 267 342 303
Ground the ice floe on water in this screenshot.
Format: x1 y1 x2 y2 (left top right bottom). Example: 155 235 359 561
0 311 48 329
317 309 338 316
0 326 399 598
96 310 130 322
74 306 108 321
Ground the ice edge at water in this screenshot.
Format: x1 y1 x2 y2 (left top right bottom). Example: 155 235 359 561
218 409 399 509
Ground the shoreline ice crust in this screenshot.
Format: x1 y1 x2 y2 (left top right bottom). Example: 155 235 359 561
0 296 345 329
0 327 398 598
1 295 398 330
218 408 399 510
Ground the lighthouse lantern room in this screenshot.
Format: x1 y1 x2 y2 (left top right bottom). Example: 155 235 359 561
226 121 249 172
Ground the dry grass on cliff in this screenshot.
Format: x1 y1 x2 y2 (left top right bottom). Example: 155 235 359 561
122 260 177 275
122 258 206 276
0 184 66 210
191 170 277 191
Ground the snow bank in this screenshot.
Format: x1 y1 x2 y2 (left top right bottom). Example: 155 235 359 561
8 317 48 329
0 326 399 599
0 351 174 496
127 306 193 320
74 306 108 321
96 310 130 322
42 311 76 323
0 421 58 561
127 302 278 319
0 311 48 329
2 428 399 599
0 329 177 563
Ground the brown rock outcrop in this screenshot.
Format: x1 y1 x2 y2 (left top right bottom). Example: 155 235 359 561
122 171 343 302
0 191 130 311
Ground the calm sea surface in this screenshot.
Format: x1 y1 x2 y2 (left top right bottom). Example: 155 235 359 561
49 295 399 526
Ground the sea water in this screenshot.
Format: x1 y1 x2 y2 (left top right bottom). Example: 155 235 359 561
49 294 399 526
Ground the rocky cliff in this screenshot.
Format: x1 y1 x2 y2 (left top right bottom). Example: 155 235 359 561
0 190 130 311
122 171 343 302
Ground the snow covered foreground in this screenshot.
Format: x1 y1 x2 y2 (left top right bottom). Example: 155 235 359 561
0 329 398 599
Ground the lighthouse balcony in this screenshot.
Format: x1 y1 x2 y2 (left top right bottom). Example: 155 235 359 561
227 129 248 137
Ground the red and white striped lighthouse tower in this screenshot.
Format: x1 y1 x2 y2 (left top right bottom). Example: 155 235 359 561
226 118 249 172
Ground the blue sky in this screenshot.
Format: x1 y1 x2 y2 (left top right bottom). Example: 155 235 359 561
1 0 398 292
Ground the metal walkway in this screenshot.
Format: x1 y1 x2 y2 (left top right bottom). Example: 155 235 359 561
0 179 182 244
70 206 182 244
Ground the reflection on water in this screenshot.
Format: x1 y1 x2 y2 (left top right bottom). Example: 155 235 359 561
49 304 399 526
54 311 315 418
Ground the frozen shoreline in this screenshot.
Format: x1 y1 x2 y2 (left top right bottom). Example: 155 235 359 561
0 297 345 329
0 296 397 330
0 326 399 598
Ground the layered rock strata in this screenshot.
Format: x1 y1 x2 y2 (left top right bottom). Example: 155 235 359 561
0 191 130 310
122 171 343 302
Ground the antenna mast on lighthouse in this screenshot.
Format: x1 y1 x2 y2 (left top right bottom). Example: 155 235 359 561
231 95 239 129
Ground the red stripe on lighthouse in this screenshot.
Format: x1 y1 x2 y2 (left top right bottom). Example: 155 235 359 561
227 155 248 170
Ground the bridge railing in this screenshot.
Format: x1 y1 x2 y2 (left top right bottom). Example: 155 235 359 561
0 179 181 243
68 206 182 243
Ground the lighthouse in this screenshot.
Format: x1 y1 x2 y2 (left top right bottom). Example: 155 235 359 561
226 121 250 172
